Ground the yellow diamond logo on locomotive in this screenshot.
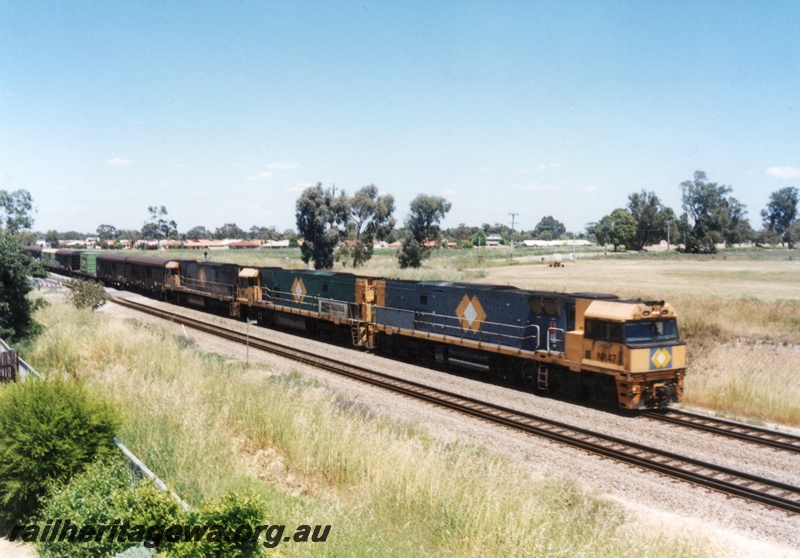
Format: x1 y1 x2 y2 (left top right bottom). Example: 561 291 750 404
456 294 486 332
650 347 672 369
291 277 307 303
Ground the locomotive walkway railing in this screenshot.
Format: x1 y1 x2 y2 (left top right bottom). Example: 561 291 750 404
378 307 542 351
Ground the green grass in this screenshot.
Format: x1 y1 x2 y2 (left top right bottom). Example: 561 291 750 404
23 301 709 557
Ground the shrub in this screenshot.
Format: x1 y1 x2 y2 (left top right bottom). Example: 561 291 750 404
0 377 119 526
37 457 266 558
170 493 266 558
67 279 109 311
36 457 182 558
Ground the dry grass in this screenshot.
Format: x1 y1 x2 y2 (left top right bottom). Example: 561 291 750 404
683 341 800 426
24 301 708 557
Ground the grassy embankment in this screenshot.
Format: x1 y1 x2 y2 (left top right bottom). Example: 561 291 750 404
24 301 707 557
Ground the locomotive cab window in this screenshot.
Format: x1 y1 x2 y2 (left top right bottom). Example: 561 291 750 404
528 296 560 316
624 319 679 344
420 295 428 305
584 319 623 343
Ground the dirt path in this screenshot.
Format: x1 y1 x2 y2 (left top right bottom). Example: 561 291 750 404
0 537 36 557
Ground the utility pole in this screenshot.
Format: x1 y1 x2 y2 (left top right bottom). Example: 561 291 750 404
667 220 671 251
508 212 519 259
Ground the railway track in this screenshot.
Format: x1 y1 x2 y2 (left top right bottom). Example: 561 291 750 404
111 294 800 515
642 408 800 453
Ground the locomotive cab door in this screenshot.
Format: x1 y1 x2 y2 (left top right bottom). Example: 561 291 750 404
238 268 261 302
165 262 181 288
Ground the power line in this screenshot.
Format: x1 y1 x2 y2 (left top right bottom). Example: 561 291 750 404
509 212 519 258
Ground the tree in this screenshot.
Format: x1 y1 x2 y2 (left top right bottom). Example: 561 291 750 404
0 189 42 341
532 216 566 240
397 194 452 268
0 189 34 234
785 219 800 248
117 229 141 246
761 186 799 247
295 184 348 270
213 223 247 240
0 232 44 341
592 208 637 252
250 225 280 241
45 229 59 248
68 279 109 310
680 171 750 252
95 224 118 242
143 206 178 243
339 184 395 267
140 222 160 240
185 226 210 240
627 190 675 250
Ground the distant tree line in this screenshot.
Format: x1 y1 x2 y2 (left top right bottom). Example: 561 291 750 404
586 171 798 253
20 169 800 271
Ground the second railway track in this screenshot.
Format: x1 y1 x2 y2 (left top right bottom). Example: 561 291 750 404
643 408 800 453
112 294 800 515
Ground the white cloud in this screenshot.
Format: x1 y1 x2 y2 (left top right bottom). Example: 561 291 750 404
765 166 800 179
537 163 560 170
585 184 597 192
267 161 300 170
246 171 273 182
106 157 134 167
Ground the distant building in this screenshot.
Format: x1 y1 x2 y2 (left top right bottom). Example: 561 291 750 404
521 239 594 248
485 235 503 247
259 240 290 249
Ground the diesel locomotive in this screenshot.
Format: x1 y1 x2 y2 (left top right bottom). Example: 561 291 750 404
32 248 685 410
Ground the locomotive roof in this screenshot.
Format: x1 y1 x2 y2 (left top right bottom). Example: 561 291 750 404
96 253 175 266
185 260 239 268
417 280 520 291
96 253 129 262
123 256 175 266
570 292 620 300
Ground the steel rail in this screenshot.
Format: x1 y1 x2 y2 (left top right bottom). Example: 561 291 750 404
642 409 800 453
110 296 800 515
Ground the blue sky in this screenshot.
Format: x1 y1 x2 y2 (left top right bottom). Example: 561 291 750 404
2 1 799 235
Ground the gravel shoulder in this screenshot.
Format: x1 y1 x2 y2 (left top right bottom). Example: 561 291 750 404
100 291 800 558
